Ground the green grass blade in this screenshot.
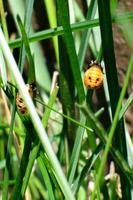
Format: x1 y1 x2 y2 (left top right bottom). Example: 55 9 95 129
8 0 51 92
2 100 16 200
91 54 133 200
57 0 77 165
57 0 85 103
97 1 119 116
97 0 131 198
119 89 133 120
8 11 133 49
44 0 59 63
78 103 133 185
4 5 35 198
67 113 86 184
0 28 75 199
17 0 34 73
78 0 97 69
35 98 93 132
72 143 104 194
0 0 9 40
10 122 33 200
20 139 40 198
0 47 7 88
17 15 35 83
37 154 55 200
20 86 59 198
30 174 47 199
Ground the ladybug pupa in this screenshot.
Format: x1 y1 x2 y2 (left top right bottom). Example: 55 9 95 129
84 61 104 89
16 84 36 115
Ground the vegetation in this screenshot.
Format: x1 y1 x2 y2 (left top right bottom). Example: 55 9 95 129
0 0 133 199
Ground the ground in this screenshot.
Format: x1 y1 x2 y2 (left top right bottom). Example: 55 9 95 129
113 0 133 134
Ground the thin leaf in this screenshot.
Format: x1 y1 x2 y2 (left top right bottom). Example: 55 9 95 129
8 11 133 49
0 47 7 88
17 15 35 83
0 28 75 200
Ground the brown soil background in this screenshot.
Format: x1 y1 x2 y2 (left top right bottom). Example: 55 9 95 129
113 1 133 134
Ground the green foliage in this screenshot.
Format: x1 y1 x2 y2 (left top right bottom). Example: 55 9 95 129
0 1 133 200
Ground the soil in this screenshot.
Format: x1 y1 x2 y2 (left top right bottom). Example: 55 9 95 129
113 1 133 134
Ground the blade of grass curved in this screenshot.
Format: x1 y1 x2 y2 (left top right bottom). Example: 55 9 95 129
35 98 93 132
72 143 104 194
6 3 34 199
8 11 133 49
118 20 133 199
37 154 55 200
119 91 133 120
21 86 58 198
97 0 130 198
30 174 47 199
8 0 51 92
78 102 133 185
0 28 75 200
91 54 133 200
3 2 35 198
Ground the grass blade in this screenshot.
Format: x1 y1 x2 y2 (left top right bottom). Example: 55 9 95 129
97 0 131 198
119 89 133 120
8 11 133 49
57 0 85 103
0 27 75 200
91 53 133 200
0 48 7 88
17 15 35 83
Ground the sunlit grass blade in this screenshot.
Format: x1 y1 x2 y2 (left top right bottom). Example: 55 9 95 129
0 28 75 200
44 0 59 64
8 0 51 92
0 48 7 88
21 86 59 198
3 1 33 198
8 11 133 49
0 0 9 40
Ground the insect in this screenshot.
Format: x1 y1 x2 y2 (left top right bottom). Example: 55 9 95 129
16 83 36 115
84 61 104 89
